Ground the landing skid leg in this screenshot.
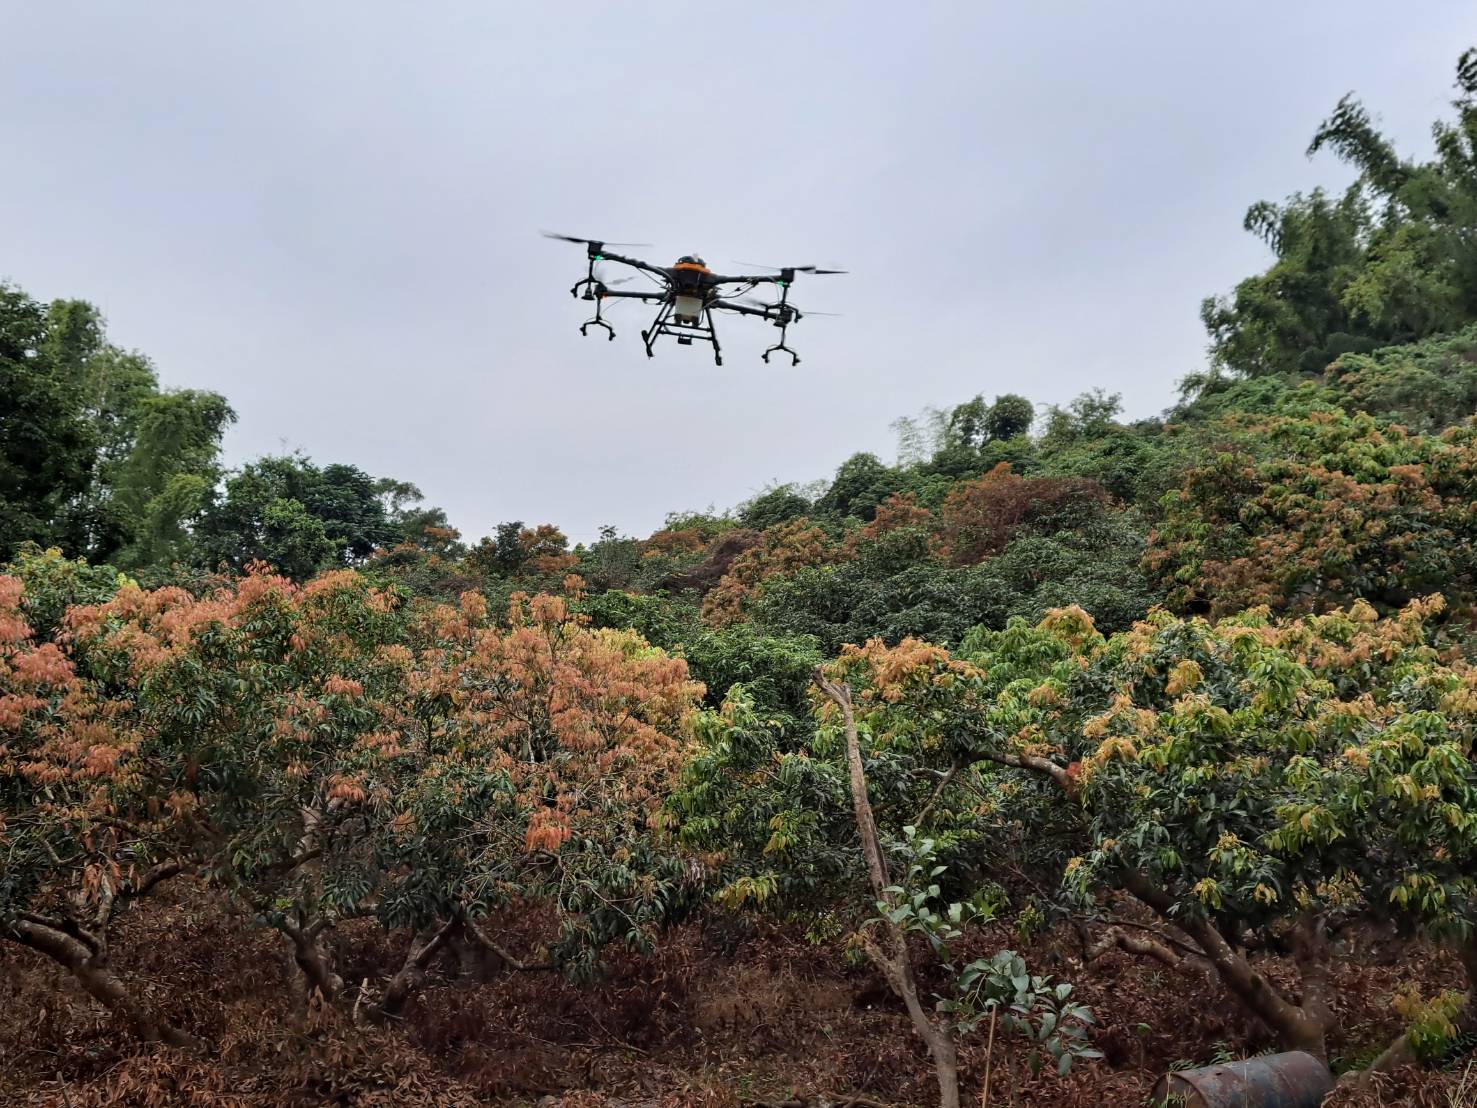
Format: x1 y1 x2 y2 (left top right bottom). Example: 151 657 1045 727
643 303 675 359
705 306 723 366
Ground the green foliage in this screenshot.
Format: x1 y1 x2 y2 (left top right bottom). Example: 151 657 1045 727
679 622 823 722
880 600 1477 947
576 525 642 591
0 285 98 560
1147 409 1477 614
1040 389 1123 447
1394 987 1469 1064
815 452 902 522
1330 324 1477 431
969 515 1160 634
195 455 443 579
1202 48 1477 378
578 588 701 650
675 688 857 911
580 588 820 731
751 530 987 652
1035 424 1190 507
468 521 531 577
0 286 236 567
109 390 237 568
952 950 1100 1075
874 829 1098 1073
986 394 1036 442
1202 187 1374 377
739 483 815 530
1 544 124 640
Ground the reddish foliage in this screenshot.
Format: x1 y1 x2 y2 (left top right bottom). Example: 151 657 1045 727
639 527 712 560
843 492 937 556
702 520 837 626
934 464 1109 566
655 528 762 595
1146 412 1477 616
520 523 579 577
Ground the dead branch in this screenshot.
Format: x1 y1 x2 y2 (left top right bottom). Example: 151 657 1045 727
1086 925 1187 969
913 760 960 829
813 667 961 1108
459 911 560 972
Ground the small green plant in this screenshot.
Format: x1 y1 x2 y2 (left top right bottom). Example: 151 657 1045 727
1208 1042 1237 1066
1014 900 1047 945
948 950 1102 1075
873 828 1101 1076
1394 986 1467 1064
803 910 844 945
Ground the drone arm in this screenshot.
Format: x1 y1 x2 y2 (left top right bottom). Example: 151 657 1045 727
597 251 669 279
598 289 666 301
712 299 779 319
711 273 782 286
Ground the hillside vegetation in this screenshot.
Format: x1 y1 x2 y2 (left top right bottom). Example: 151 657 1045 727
4 48 1477 1108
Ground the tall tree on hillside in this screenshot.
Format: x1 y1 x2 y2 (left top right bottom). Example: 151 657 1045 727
194 455 446 579
0 287 96 560
815 452 900 522
1202 47 1477 377
0 286 235 567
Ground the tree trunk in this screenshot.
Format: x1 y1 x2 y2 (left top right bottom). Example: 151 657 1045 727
815 669 961 1108
868 939 961 1108
1086 926 1191 971
1120 870 1329 1057
283 918 339 1003
446 923 504 981
7 920 201 1049
1459 933 1477 997
378 918 457 1017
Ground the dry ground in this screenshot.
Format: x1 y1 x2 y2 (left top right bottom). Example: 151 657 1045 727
2 883 1473 1106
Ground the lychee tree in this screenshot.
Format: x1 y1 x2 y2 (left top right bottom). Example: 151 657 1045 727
836 598 1477 1060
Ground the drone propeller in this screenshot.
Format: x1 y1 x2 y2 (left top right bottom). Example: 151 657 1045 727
542 230 652 248
733 261 848 275
735 298 844 317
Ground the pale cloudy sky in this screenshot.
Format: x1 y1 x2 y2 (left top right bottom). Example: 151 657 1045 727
3 3 1473 542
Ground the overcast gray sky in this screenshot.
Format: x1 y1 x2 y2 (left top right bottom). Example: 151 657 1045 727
4 3 1474 544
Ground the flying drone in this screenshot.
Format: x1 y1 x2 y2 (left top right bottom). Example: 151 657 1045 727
542 231 845 366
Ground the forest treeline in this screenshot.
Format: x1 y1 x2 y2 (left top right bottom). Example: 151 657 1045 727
4 47 1477 1108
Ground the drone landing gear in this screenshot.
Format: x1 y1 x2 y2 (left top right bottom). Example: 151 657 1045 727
577 290 618 340
580 312 616 340
643 301 723 366
762 312 801 366
762 339 800 366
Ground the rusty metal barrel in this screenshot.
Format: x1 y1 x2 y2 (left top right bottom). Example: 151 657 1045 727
1150 1051 1334 1108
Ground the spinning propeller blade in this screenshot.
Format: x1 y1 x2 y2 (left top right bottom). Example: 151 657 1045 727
542 230 652 248
733 261 848 275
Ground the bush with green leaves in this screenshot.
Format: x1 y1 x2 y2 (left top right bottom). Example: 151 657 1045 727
878 829 1100 1076
828 598 1477 1061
